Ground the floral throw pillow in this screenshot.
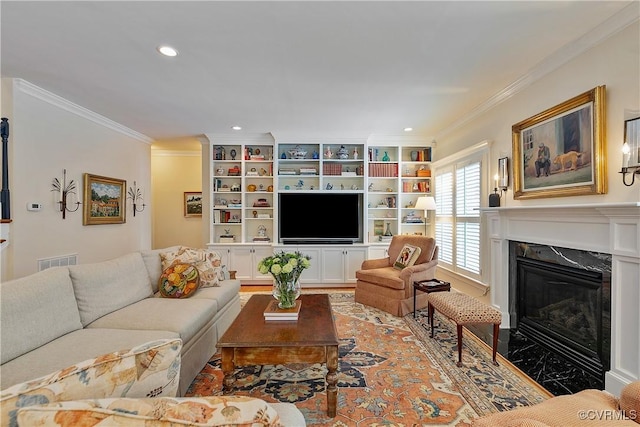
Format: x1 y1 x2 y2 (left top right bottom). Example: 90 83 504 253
1 338 182 427
16 396 283 427
160 246 223 287
393 244 422 270
158 263 200 298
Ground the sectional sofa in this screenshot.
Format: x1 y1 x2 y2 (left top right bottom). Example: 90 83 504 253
0 246 241 397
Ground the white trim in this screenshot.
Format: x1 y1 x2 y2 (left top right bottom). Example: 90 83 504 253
14 79 154 144
436 4 640 140
151 150 201 157
431 140 491 168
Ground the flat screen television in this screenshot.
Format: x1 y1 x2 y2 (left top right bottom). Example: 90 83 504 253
279 193 363 244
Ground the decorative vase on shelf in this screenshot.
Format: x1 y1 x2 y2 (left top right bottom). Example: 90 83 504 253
272 279 301 309
411 150 418 161
384 222 393 236
382 151 390 162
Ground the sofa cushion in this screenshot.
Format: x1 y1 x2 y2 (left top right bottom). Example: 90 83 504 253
158 263 200 298
0 267 82 365
190 279 241 308
140 246 181 293
0 328 179 390
69 252 154 327
393 244 421 270
161 246 223 288
16 396 286 426
86 298 218 346
2 338 182 427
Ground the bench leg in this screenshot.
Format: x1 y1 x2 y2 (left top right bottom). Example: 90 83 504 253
456 324 463 367
429 303 435 338
492 323 500 366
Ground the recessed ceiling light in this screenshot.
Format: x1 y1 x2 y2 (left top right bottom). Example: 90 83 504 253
404 127 413 132
231 126 242 131
157 45 178 57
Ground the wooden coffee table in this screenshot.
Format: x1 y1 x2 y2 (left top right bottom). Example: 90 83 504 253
217 293 340 417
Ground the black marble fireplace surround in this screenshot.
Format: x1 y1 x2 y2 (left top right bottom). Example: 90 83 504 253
470 241 612 396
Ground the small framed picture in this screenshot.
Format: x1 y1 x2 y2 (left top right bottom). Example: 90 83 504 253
184 192 203 217
83 173 126 225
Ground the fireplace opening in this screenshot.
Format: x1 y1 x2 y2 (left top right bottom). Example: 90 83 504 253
509 241 611 390
516 257 610 380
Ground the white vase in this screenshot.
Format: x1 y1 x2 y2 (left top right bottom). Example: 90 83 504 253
272 279 301 309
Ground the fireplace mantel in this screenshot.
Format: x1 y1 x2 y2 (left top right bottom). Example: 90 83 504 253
481 202 639 395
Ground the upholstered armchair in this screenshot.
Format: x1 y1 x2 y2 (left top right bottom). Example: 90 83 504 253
355 235 439 316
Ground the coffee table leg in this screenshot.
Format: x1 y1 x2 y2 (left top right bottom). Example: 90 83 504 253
326 345 338 417
220 347 235 393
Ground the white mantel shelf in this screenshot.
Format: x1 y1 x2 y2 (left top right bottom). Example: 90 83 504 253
479 202 640 212
481 203 639 395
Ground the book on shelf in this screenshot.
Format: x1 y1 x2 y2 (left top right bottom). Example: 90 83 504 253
219 236 235 243
279 168 297 175
263 299 301 321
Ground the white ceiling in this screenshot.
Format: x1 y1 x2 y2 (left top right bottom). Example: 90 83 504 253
1 1 636 143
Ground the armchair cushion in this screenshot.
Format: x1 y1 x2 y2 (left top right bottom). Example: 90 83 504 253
16 396 284 426
1 338 182 427
619 381 640 424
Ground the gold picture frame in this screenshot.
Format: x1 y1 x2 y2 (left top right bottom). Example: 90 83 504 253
83 173 126 225
184 192 203 217
512 85 606 199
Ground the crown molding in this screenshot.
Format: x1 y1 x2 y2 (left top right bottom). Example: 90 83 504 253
151 149 200 157
437 3 640 140
14 79 154 144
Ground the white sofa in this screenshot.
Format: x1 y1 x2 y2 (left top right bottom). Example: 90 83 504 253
0 246 241 397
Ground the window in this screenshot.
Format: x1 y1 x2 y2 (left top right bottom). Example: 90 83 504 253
434 147 485 281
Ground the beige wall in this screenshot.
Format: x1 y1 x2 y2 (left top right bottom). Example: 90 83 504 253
436 22 640 206
151 142 205 249
1 79 152 280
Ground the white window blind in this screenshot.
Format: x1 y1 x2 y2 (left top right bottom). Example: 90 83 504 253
435 170 453 265
434 159 482 279
456 162 480 275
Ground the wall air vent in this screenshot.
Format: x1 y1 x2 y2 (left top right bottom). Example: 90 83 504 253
38 254 78 271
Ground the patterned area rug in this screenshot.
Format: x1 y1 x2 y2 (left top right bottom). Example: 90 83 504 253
186 292 550 426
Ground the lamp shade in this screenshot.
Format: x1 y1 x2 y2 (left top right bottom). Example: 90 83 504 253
414 196 436 211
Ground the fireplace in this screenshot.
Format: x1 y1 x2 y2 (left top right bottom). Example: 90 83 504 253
510 241 611 383
482 203 639 397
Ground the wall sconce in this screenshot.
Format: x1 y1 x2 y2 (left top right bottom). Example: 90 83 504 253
127 181 145 216
51 169 81 219
498 157 509 191
489 157 509 207
621 142 640 186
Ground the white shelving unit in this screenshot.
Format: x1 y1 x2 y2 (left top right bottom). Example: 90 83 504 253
207 134 275 246
205 134 433 283
366 142 433 254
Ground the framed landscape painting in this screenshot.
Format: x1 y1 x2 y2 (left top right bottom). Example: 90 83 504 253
184 192 203 217
83 173 126 225
512 86 606 200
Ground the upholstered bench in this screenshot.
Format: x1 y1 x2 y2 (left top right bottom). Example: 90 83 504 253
428 292 501 367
